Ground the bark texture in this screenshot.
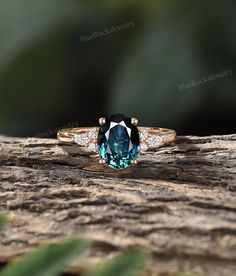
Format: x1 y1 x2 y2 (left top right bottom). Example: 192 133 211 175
0 134 236 276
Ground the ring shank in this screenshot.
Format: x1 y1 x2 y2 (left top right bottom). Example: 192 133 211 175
57 128 95 143
57 127 176 147
139 127 176 144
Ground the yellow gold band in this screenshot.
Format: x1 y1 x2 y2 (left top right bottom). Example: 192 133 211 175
57 127 176 150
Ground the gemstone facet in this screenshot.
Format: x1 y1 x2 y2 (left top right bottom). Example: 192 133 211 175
98 114 140 169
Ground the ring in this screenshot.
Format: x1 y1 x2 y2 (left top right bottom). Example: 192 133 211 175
57 114 176 170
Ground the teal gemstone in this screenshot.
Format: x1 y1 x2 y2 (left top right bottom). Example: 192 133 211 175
98 114 140 169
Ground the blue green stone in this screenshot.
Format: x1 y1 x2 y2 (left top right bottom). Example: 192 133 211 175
98 114 140 169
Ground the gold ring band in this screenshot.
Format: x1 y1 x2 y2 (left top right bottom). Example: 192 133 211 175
57 114 176 169
57 127 176 149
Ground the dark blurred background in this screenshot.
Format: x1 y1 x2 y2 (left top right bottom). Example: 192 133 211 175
0 0 235 138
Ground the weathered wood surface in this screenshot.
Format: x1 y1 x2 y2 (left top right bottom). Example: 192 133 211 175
0 134 236 276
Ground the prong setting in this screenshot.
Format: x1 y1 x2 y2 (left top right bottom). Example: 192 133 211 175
99 159 106 164
99 117 106 125
131 160 138 165
131 118 138 126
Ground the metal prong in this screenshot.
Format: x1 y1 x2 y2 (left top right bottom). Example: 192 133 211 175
131 118 138 125
131 160 138 165
99 117 106 125
99 159 106 164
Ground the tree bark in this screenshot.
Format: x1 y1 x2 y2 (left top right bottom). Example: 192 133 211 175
0 134 236 276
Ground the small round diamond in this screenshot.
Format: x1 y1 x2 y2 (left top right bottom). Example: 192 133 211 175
74 134 88 146
148 135 163 147
88 128 97 139
139 128 163 151
140 143 148 151
74 128 98 152
88 143 97 151
140 129 148 140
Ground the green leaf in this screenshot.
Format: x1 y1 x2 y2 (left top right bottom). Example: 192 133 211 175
0 214 6 232
86 249 149 276
0 239 90 276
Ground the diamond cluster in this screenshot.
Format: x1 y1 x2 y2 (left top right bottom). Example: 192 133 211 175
74 128 97 151
139 129 163 152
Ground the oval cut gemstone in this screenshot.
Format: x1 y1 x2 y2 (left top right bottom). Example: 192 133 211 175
98 114 140 169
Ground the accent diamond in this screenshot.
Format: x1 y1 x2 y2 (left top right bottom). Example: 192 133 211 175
148 135 163 148
74 128 97 152
74 134 88 146
139 129 163 151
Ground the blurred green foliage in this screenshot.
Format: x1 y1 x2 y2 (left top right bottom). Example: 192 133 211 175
0 0 235 136
0 214 149 276
0 230 149 276
0 239 90 276
86 249 149 276
111 1 236 128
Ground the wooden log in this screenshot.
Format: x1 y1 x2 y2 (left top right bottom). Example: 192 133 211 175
0 134 236 275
